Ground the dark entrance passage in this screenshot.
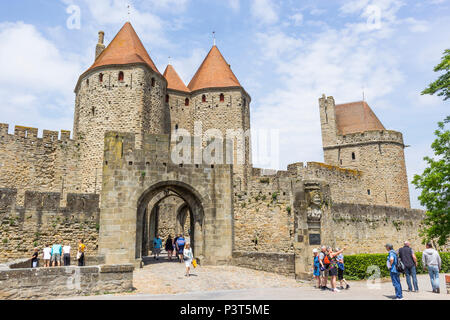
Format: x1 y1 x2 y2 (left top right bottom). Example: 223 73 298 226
136 181 205 264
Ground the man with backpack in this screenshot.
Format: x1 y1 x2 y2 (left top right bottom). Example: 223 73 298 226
385 243 403 300
176 234 186 263
398 241 418 292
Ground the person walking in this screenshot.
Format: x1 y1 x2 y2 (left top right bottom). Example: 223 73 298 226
318 245 329 290
183 243 193 277
152 234 162 260
63 242 71 266
327 247 346 292
176 234 186 263
398 241 418 292
336 248 350 290
385 243 403 300
43 244 51 267
51 242 62 267
31 248 39 268
77 239 86 266
422 242 442 293
312 249 321 289
173 235 179 259
165 235 174 261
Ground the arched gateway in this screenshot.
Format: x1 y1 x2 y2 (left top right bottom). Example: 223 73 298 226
136 181 205 261
98 132 234 267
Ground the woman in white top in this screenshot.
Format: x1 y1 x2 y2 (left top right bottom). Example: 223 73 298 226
43 244 52 267
183 243 193 277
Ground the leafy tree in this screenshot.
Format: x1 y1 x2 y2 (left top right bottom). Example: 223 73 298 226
421 49 450 101
412 116 450 246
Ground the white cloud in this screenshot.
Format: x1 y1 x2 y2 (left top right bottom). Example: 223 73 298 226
62 0 173 47
290 13 304 26
143 0 189 12
250 2 412 171
255 31 302 60
0 21 81 133
163 48 207 85
229 0 240 12
403 18 430 33
251 0 278 25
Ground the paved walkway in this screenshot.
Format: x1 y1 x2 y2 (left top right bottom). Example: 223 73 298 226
70 256 449 300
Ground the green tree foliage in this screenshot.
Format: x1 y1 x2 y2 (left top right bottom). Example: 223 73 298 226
422 49 450 101
343 252 450 280
412 117 450 246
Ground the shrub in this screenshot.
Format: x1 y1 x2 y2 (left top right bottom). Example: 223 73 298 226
271 192 278 201
343 252 450 280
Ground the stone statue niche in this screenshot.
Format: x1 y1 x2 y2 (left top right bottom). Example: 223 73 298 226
306 187 323 226
293 181 330 280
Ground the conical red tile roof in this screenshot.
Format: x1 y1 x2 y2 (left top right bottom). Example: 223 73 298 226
163 65 190 93
86 22 160 74
188 45 241 92
335 101 385 135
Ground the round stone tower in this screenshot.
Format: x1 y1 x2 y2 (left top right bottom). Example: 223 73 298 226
73 22 169 193
187 45 252 191
319 95 411 208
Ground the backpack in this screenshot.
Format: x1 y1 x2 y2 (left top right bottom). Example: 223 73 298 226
323 254 331 266
177 238 185 247
396 253 405 273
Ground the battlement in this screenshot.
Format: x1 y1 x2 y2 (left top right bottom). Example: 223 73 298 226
332 129 404 147
103 131 233 171
303 162 361 177
0 123 74 143
0 188 99 214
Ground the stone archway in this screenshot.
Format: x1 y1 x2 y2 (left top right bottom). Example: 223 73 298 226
98 131 234 267
136 181 205 263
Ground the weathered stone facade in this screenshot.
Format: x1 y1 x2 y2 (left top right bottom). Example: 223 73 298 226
74 64 169 194
0 124 81 206
0 22 427 280
0 264 133 300
98 132 234 267
319 95 411 208
0 188 99 263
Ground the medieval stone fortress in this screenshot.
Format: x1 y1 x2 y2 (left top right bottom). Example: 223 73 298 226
0 22 424 285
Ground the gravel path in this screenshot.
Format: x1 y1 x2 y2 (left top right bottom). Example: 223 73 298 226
132 257 303 295
66 256 450 300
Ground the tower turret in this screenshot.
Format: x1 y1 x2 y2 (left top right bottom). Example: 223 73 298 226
73 22 169 193
163 64 192 133
187 45 252 190
319 96 410 208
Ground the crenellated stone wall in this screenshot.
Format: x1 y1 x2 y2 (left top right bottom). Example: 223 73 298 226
321 203 424 254
0 124 82 206
233 169 425 264
0 188 100 263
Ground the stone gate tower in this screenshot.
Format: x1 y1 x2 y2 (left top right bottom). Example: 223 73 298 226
162 46 252 190
319 95 410 208
73 22 169 193
188 46 252 190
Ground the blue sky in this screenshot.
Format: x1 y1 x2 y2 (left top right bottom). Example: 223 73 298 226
0 0 449 209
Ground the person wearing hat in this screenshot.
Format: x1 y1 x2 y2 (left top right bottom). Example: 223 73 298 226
313 248 321 288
